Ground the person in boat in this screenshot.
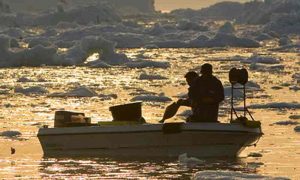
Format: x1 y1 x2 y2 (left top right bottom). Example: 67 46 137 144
188 63 224 122
176 71 199 107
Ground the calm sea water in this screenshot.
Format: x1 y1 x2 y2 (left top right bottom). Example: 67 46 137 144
0 48 299 179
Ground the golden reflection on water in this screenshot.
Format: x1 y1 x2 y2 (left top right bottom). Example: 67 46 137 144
0 48 299 179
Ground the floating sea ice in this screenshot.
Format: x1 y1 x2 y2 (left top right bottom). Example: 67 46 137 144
131 94 172 102
255 33 273 41
176 20 208 31
193 170 289 180
242 55 281 64
273 120 299 126
87 61 112 68
177 110 193 117
125 60 170 68
0 131 21 138
279 36 292 46
49 86 97 97
17 77 34 82
178 153 204 167
292 73 300 81
289 85 300 91
289 115 300 120
98 94 118 100
25 37 51 48
248 152 263 157
14 86 48 95
205 33 260 48
138 73 167 80
145 23 166 36
218 21 235 34
224 86 244 98
294 126 300 132
250 63 285 72
248 102 300 109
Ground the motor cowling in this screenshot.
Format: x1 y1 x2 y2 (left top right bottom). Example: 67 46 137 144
229 68 248 85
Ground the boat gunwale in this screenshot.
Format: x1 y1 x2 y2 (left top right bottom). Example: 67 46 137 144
37 123 263 136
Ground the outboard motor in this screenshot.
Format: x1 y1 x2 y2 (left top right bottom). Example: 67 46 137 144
229 68 260 128
229 68 248 85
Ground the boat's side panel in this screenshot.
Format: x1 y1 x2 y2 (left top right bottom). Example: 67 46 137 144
38 130 260 157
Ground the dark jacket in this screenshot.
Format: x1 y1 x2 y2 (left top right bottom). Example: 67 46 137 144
188 74 224 122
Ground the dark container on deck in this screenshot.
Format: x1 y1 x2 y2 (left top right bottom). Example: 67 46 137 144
109 102 142 122
54 111 85 127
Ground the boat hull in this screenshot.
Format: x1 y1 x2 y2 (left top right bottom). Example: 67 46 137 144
38 123 262 157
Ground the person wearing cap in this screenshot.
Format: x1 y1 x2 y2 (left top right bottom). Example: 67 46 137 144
176 71 199 107
188 63 224 122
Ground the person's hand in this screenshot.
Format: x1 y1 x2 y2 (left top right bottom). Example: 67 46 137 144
177 99 184 106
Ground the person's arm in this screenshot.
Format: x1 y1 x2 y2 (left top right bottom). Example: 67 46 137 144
177 98 191 107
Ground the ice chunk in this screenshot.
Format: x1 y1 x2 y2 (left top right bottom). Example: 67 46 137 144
0 131 21 137
26 37 51 48
193 170 289 180
177 110 193 117
17 77 34 82
248 102 300 109
176 20 208 31
131 94 172 102
125 60 170 68
289 85 300 91
255 33 273 41
279 36 292 46
178 153 204 167
295 126 300 132
242 55 281 64
289 115 300 120
49 86 97 97
224 86 244 98
145 23 166 36
250 63 284 72
273 120 299 125
14 86 48 95
248 152 263 157
218 21 235 34
139 73 167 80
205 33 260 48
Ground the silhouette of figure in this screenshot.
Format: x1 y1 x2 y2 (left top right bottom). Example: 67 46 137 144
188 63 224 122
177 71 199 107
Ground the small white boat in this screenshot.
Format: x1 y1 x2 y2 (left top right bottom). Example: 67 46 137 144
38 122 262 157
38 68 263 158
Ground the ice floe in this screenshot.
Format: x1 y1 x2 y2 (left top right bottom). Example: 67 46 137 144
193 170 289 180
241 55 281 64
218 22 235 34
178 153 204 167
177 110 193 117
272 120 299 126
248 152 263 157
289 115 300 120
17 77 34 82
294 126 300 132
138 73 167 80
248 102 300 109
131 94 172 102
14 86 48 95
0 131 21 137
49 86 97 97
289 85 300 91
250 63 284 72
125 60 170 68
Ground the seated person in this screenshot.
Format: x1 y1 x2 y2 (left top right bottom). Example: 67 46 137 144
188 63 224 122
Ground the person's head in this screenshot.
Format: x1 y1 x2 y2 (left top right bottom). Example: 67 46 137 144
200 63 213 75
184 71 198 86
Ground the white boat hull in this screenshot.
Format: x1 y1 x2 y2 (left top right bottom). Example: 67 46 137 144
38 123 262 157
